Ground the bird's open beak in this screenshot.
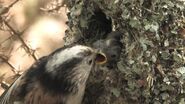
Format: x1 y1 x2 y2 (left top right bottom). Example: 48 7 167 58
95 51 107 65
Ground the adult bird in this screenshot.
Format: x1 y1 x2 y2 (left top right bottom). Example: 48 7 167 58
0 45 107 104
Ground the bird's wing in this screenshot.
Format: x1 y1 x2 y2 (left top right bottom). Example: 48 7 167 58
0 70 28 104
0 56 48 104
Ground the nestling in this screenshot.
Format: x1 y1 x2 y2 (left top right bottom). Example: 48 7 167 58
93 31 123 69
0 45 107 104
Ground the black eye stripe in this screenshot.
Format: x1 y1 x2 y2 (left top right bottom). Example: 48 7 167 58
40 57 84 94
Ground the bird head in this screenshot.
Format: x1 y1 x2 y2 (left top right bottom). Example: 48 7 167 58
0 45 107 104
40 45 107 94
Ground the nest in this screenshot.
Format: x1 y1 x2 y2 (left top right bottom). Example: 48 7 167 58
64 0 185 104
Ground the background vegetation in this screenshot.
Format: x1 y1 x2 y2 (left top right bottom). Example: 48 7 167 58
0 0 185 104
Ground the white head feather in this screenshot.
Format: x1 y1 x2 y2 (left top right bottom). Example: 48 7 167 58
46 45 93 74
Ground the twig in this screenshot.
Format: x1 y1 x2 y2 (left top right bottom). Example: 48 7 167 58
3 20 38 61
0 55 18 74
8 0 20 8
142 7 159 15
0 35 14 45
0 0 20 15
1 81 10 89
40 2 65 12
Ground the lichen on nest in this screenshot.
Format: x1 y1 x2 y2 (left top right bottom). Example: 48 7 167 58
64 0 185 103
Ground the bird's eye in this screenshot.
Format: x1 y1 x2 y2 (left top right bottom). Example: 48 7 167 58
88 59 93 65
111 54 117 58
